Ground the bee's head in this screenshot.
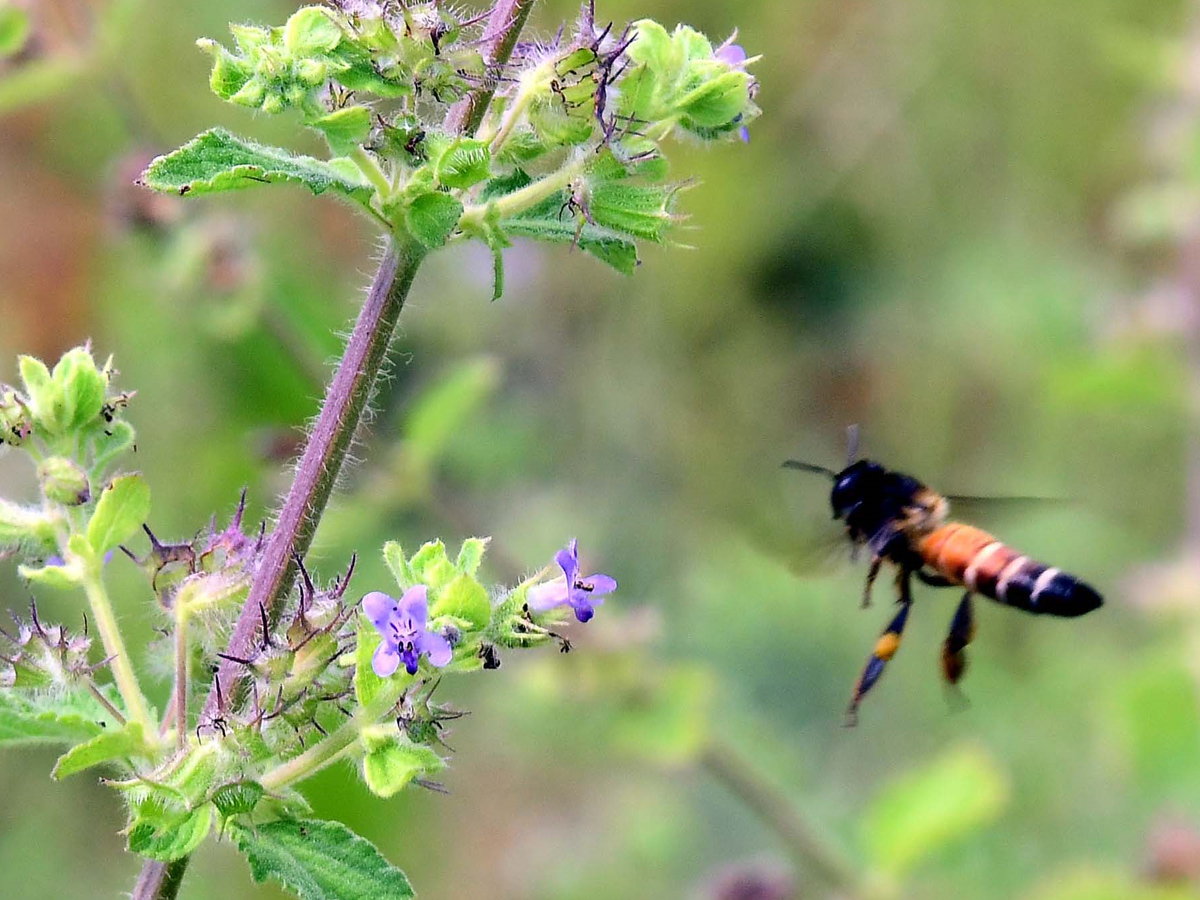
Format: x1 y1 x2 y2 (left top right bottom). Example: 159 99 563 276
830 460 886 520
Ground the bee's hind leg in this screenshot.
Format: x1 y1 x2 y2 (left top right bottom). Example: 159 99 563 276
941 592 975 688
862 556 882 608
845 597 912 727
917 569 955 588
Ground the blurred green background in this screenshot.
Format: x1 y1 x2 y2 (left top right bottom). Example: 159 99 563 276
3 0 1200 898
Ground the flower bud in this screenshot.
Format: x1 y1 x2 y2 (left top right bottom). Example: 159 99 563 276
37 456 91 506
0 389 30 446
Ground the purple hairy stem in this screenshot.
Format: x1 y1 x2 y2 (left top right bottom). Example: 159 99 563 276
134 4 542 898
445 0 539 135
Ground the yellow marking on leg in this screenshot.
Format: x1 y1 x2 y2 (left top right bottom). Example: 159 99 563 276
875 632 901 660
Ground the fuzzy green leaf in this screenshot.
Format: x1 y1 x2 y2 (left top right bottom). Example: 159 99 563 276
433 138 492 190
360 726 445 797
88 473 151 555
52 720 146 779
140 129 373 205
455 537 489 577
861 744 1009 876
0 691 113 745
504 214 639 274
231 817 415 900
212 780 266 817
382 541 414 589
128 805 213 862
404 191 463 248
309 106 372 155
430 573 490 631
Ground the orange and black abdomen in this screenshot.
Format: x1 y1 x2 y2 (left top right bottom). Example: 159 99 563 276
918 523 1102 617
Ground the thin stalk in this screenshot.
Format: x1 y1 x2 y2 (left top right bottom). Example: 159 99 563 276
198 236 425 725
84 678 127 726
131 858 189 900
82 571 153 735
700 739 869 898
261 676 412 792
459 156 586 228
173 607 189 751
444 0 538 136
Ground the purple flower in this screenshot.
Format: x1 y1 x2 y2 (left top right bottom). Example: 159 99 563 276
362 585 453 678
526 539 616 623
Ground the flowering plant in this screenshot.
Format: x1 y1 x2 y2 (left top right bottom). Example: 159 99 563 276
0 2 758 899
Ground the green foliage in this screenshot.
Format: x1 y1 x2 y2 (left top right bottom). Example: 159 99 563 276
611 666 714 766
140 129 372 204
87 474 150 556
127 805 213 862
1024 870 1196 900
860 744 1009 877
1116 657 1200 792
0 4 29 60
354 613 388 708
211 780 266 818
430 572 490 631
0 690 115 745
403 358 501 474
231 818 415 900
0 497 59 554
52 720 147 779
360 725 445 797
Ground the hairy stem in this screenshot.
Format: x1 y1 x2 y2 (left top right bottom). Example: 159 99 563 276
131 857 189 900
173 607 189 751
444 0 538 135
199 237 425 725
82 571 153 735
700 740 868 897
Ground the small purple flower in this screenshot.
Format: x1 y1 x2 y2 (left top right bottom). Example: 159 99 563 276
526 539 616 623
362 585 453 678
714 32 753 143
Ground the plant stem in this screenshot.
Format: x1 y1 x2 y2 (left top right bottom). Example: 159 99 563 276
82 571 153 735
699 739 868 897
458 156 587 229
133 3 541 897
173 606 189 751
261 676 412 792
198 236 425 725
130 858 189 900
444 0 538 136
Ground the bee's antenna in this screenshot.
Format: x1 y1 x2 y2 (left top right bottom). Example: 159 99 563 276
781 460 837 479
845 424 860 466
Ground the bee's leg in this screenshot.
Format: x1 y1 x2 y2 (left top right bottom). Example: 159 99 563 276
897 566 913 604
917 569 955 588
941 592 975 686
862 556 882 609
845 598 911 727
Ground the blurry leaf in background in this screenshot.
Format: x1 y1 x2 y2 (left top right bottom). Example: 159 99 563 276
860 743 1010 878
1114 655 1200 794
1023 869 1195 900
0 4 29 59
610 664 714 767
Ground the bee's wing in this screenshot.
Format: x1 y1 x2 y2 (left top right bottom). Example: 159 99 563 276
943 494 1073 520
780 525 857 577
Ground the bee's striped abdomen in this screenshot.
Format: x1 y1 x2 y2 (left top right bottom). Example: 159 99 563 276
918 523 1102 618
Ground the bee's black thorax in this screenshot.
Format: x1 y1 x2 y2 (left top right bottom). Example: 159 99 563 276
830 460 935 563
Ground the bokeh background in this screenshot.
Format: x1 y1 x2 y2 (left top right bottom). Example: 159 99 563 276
3 0 1200 898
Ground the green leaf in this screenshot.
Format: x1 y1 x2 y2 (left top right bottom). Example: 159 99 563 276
309 106 372 155
589 182 680 243
455 537 489 577
382 541 414 588
861 744 1009 876
91 421 137 478
0 5 30 59
0 56 82 116
52 720 146 779
128 804 213 862
430 573 490 631
433 138 492 190
284 6 342 55
88 473 151 555
360 726 446 797
0 497 59 553
0 690 113 745
404 358 501 466
354 614 386 708
231 817 415 900
140 129 373 206
409 540 455 589
404 191 463 248
212 780 266 817
504 214 639 274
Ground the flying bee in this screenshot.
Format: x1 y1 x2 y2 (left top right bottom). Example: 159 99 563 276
785 427 1103 726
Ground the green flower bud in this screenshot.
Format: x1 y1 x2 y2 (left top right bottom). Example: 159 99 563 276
295 58 327 87
37 456 91 506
